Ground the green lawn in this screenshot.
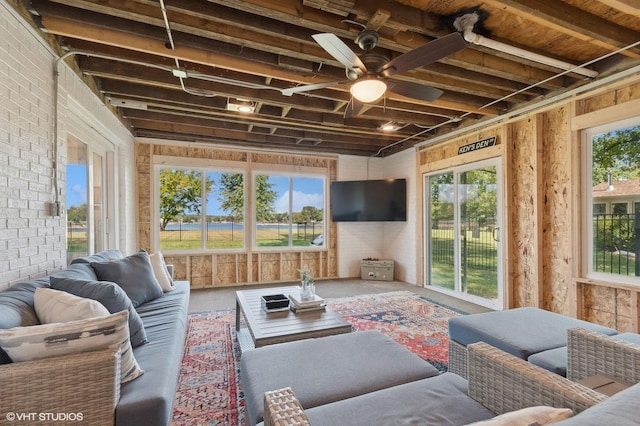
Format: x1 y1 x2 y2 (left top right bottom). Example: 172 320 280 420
430 229 498 299
158 228 319 250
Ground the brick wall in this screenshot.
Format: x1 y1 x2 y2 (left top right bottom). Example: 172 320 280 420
0 4 134 289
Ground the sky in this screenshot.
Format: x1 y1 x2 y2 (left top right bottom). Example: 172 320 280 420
66 166 325 216
207 174 325 215
66 165 87 207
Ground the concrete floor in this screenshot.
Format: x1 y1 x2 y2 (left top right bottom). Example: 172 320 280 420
188 278 493 315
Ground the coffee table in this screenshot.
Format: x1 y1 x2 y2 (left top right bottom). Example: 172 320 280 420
235 286 352 351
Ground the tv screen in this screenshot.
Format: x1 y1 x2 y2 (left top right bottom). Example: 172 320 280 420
330 179 407 222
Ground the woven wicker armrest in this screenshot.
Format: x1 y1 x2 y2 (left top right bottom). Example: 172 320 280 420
263 387 310 426
0 347 121 425
468 342 608 416
568 327 640 383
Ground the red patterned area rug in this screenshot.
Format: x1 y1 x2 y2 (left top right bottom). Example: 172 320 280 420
171 290 463 425
327 291 463 372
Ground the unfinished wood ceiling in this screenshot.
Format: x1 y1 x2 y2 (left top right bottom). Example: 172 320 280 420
16 0 640 156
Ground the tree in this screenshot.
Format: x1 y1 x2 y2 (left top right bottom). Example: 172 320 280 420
592 125 640 184
299 206 323 223
67 203 87 224
217 173 244 221
255 175 278 222
159 170 214 230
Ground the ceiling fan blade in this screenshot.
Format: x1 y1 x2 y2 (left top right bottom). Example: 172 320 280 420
380 32 467 78
312 33 367 76
281 80 347 96
344 97 366 118
387 80 443 102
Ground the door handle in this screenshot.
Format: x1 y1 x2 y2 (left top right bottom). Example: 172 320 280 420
492 227 500 242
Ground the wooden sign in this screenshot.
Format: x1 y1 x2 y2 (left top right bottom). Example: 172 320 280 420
457 136 497 155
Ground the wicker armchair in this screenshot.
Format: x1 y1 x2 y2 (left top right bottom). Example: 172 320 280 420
0 347 121 426
567 327 640 384
263 342 607 425
467 342 607 415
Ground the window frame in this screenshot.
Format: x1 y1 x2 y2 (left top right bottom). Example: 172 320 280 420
251 170 327 251
581 115 640 285
153 163 247 254
152 157 329 254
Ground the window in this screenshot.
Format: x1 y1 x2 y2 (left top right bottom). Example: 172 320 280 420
157 167 245 251
254 174 325 248
66 137 109 262
66 138 89 261
612 203 628 215
584 118 640 281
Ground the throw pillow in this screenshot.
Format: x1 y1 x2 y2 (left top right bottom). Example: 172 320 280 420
0 310 143 383
34 288 110 324
149 251 174 292
0 347 12 364
467 406 573 426
90 251 164 308
49 276 148 347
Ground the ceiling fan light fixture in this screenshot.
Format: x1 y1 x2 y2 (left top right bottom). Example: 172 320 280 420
350 78 387 103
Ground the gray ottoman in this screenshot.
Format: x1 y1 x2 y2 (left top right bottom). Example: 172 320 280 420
240 330 439 426
448 307 618 378
293 373 494 426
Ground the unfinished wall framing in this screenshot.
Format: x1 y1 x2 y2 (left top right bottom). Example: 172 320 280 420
417 74 640 331
135 141 337 289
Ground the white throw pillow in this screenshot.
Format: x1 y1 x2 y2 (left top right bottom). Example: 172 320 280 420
467 406 573 425
149 251 175 292
0 310 143 383
34 287 110 323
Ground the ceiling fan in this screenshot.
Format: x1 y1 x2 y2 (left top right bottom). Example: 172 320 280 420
281 29 468 115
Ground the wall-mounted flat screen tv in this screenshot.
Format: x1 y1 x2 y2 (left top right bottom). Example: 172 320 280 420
330 179 407 222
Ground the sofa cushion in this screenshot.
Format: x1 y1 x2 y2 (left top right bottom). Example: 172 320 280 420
468 406 573 425
69 249 123 264
613 332 640 345
448 307 618 359
528 346 568 376
555 382 640 425
116 281 190 426
0 279 49 329
50 262 98 282
34 288 109 323
0 310 143 383
91 251 164 308
293 373 494 426
241 330 440 426
49 276 149 347
149 251 174 292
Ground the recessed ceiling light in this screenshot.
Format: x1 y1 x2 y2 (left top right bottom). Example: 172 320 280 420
226 99 255 113
379 121 400 131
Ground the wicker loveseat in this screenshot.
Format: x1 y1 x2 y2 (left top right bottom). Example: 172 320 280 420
261 329 640 425
0 250 190 425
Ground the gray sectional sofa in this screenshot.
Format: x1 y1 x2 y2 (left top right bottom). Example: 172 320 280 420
0 249 190 425
255 331 640 425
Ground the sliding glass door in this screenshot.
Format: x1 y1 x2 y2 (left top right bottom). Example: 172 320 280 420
425 158 503 308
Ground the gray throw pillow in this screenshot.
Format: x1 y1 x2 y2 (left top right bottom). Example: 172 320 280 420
49 276 148 347
90 251 164 308
0 347 12 364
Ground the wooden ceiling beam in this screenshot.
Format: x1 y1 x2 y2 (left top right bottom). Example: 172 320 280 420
39 0 557 98
483 0 640 58
41 14 500 115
